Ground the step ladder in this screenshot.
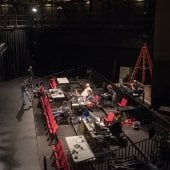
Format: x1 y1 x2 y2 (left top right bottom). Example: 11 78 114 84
130 43 153 83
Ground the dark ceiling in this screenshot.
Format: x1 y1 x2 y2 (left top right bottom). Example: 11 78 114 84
0 0 155 30
0 0 156 49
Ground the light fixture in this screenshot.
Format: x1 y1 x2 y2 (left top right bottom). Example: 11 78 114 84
32 7 37 13
57 6 62 10
0 42 7 56
86 0 90 5
0 43 5 51
45 4 52 7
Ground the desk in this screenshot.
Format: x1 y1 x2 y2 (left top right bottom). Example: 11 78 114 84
103 106 141 121
117 105 141 117
71 96 87 112
57 77 69 84
72 102 86 108
71 96 86 105
81 117 110 151
117 105 139 112
65 135 95 163
49 88 65 99
82 117 107 138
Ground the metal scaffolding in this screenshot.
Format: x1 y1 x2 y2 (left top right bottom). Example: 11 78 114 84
130 43 153 83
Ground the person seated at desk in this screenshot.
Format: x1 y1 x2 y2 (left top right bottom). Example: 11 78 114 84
101 84 117 107
108 112 122 142
130 80 144 97
81 83 93 98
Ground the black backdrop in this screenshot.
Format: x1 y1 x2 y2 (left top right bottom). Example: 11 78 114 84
152 0 170 108
29 28 141 81
0 27 150 83
0 29 30 80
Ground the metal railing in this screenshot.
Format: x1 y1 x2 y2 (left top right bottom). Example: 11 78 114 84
67 135 170 170
69 143 150 170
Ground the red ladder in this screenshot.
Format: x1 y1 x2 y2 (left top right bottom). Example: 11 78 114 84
130 43 153 83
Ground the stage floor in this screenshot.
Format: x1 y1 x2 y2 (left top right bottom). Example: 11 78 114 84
0 77 150 170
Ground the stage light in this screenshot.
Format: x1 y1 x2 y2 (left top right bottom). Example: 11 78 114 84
86 0 90 5
0 43 5 51
57 6 62 10
0 47 7 56
45 4 52 7
32 7 37 13
0 42 7 56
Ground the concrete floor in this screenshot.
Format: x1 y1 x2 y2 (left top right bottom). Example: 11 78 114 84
0 77 151 170
0 78 41 170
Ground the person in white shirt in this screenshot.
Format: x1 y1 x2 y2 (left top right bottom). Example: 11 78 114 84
81 83 92 97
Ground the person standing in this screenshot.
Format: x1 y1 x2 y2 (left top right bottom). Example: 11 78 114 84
21 80 32 105
27 65 34 85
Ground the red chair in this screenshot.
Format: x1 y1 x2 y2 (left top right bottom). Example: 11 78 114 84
87 95 101 111
86 101 95 111
93 95 102 109
104 112 115 125
117 98 128 107
51 139 63 160
51 140 62 155
48 122 59 145
52 153 70 170
59 154 70 170
52 147 64 168
51 140 70 170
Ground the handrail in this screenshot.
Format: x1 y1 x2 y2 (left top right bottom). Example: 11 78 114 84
70 134 170 169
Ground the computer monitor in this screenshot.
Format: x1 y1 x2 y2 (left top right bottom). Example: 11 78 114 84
94 122 108 135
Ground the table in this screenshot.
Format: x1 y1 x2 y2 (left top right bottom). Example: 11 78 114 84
82 117 105 138
49 88 65 99
65 135 95 163
57 77 69 84
71 96 87 111
117 105 139 112
81 117 110 151
103 106 139 114
82 114 109 135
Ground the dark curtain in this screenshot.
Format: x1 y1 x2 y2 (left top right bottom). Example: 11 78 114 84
152 0 170 108
0 29 30 80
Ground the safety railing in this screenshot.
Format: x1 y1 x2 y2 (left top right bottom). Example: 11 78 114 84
69 143 150 170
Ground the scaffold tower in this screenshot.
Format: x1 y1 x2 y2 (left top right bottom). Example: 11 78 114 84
130 43 153 83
